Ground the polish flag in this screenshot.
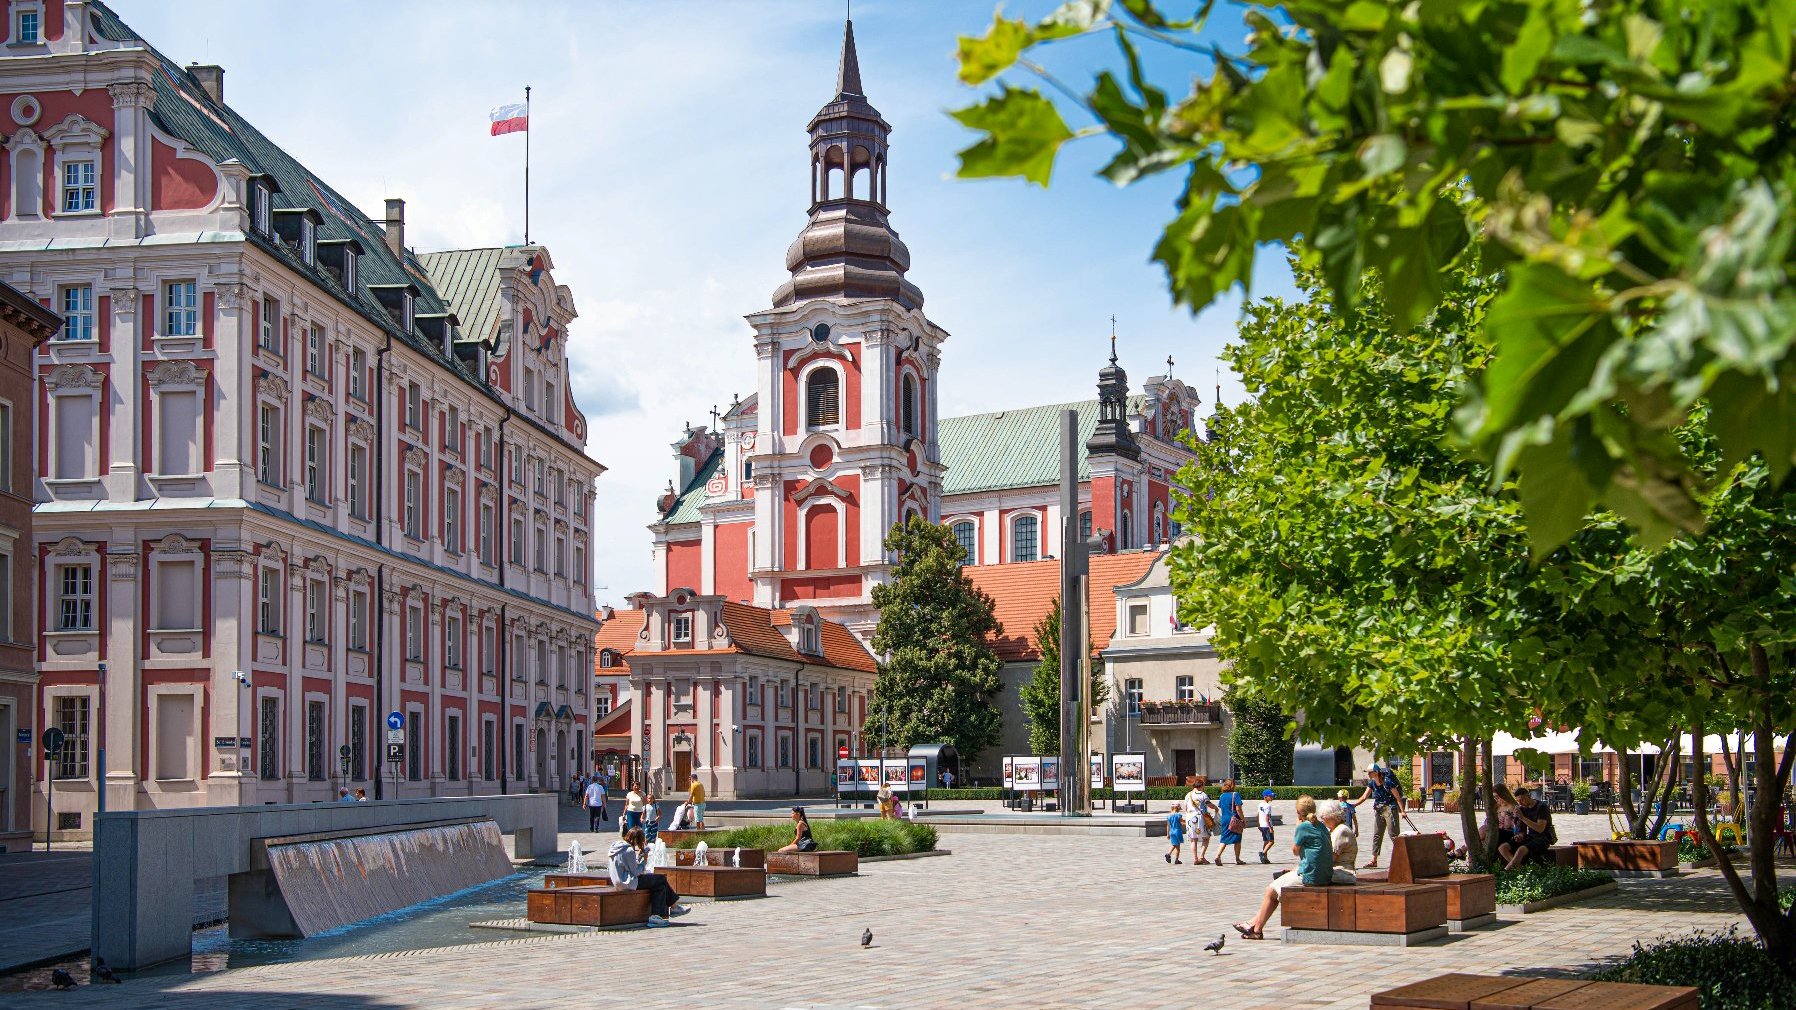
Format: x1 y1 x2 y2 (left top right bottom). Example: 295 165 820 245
489 103 529 136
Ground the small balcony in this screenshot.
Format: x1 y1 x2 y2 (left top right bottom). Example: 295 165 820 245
1138 700 1224 727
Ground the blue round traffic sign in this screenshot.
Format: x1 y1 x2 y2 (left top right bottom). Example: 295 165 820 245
386 711 404 731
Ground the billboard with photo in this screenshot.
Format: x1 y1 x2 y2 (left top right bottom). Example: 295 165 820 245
1040 756 1060 792
837 760 855 789
1089 753 1105 789
1011 755 1041 790
883 759 909 793
1002 756 1014 789
1111 753 1147 793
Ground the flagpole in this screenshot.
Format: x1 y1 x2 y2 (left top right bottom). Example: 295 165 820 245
523 85 532 245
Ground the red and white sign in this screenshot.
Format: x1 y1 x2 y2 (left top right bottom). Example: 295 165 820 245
838 744 849 760
489 103 529 136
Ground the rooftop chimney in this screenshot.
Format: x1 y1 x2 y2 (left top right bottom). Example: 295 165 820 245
382 198 405 257
187 63 224 105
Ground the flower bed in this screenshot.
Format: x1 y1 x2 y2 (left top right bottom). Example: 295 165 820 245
1594 927 1796 1010
1492 862 1613 906
665 820 937 858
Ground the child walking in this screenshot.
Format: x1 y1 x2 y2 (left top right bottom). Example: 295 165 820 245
1165 802 1185 864
1257 789 1277 864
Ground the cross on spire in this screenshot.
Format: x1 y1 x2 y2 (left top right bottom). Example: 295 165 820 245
1109 314 1118 365
710 404 720 429
1166 354 1175 377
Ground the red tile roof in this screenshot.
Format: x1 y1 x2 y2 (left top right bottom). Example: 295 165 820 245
964 550 1164 662
590 600 876 675
593 610 647 677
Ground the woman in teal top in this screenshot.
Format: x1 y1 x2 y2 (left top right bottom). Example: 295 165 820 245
1215 778 1246 865
1232 795 1334 940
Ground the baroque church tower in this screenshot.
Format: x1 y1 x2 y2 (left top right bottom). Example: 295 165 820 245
739 19 949 634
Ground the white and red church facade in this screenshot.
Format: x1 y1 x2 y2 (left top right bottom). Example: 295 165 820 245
1 2 603 839
628 20 1207 792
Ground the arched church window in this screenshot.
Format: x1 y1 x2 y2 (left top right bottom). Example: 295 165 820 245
901 374 918 440
1079 511 1092 542
806 369 840 428
951 520 977 566
1011 514 1039 563
1120 510 1132 550
1153 504 1165 545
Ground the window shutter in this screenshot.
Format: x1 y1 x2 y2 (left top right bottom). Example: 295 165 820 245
806 370 839 427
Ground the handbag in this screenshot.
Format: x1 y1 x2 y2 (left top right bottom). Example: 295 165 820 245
1227 814 1245 834
797 835 819 853
1203 810 1217 833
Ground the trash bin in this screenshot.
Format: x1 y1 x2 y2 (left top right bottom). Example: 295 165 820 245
1019 793 1034 812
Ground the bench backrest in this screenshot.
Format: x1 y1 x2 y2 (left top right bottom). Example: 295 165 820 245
1389 833 1450 882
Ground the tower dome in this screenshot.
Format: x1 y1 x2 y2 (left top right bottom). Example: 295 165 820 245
771 19 924 311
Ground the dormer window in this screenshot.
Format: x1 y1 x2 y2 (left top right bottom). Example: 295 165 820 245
14 6 40 44
801 623 820 655
343 247 357 289
671 613 692 643
300 217 316 265
401 291 415 331
253 182 272 235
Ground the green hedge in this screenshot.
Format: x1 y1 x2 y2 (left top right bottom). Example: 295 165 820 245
909 785 1348 802
1594 928 1796 1010
1491 862 1612 905
665 819 937 858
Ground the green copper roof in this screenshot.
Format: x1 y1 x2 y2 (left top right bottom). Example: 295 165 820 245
939 399 1099 495
662 449 724 524
418 247 509 343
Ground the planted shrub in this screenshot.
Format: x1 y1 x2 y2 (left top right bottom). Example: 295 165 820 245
1492 863 1611 905
665 819 936 857
1594 928 1796 1010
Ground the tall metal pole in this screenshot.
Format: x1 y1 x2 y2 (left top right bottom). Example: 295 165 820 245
523 86 532 245
1059 410 1090 816
95 661 106 814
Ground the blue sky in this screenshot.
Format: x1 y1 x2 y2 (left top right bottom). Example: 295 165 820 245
109 0 1293 603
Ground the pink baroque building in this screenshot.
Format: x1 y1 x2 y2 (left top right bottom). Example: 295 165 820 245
650 21 1205 630
2 2 603 839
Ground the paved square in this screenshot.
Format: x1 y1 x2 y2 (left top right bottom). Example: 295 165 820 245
15 818 1745 1010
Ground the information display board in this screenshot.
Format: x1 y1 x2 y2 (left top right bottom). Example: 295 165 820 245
1111 753 1147 793
882 759 909 793
1089 753 1105 789
1011 755 1041 790
1002 756 1014 790
1040 756 1060 793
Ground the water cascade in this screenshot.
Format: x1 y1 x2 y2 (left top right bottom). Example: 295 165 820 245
236 819 515 937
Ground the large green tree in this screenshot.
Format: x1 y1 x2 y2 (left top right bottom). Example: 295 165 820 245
1223 686 1292 786
951 0 1796 554
1018 596 1111 755
867 517 1006 761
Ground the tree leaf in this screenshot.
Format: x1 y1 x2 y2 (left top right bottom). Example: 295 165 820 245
956 14 1032 86
951 86 1078 186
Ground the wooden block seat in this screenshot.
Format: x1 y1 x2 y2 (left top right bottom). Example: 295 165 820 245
1370 972 1697 1010
672 848 766 869
525 885 652 927
766 850 859 876
1387 835 1497 929
1281 881 1448 946
1574 839 1678 876
658 829 722 845
542 872 611 889
1547 845 1579 867
660 864 766 899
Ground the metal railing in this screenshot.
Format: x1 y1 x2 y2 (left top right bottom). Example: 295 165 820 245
1137 700 1224 727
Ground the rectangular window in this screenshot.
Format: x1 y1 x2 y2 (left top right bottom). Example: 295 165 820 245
257 404 281 486
54 696 90 779
58 285 94 341
305 323 326 377
156 388 200 476
56 564 93 631
746 733 761 770
304 426 326 503
1176 676 1196 702
344 249 358 290
153 694 194 781
16 8 40 43
513 723 525 778
445 405 460 451
52 394 94 479
532 525 545 572
0 402 10 492
482 720 495 781
533 458 545 496
347 443 367 518
348 587 367 649
446 613 462 668
1125 679 1143 718
595 693 612 717
778 734 792 769
164 280 198 336
1011 514 1040 563
403 470 422 539
573 543 586 585
305 579 328 643
443 486 461 552
300 216 316 265
748 678 761 706
479 503 495 564
349 704 367 781
510 516 525 565
807 735 821 770
406 382 421 429
254 183 271 235
0 551 10 641
836 685 847 713
406 604 423 660
406 716 422 781
260 296 280 352
259 695 280 781
446 714 462 781
510 446 523 484
671 613 692 642
1127 603 1149 636
349 348 366 399
61 159 96 213
153 559 198 630
524 367 537 412
306 700 326 781
481 626 495 674
258 566 281 635
778 681 789 709
554 534 566 577
952 522 977 566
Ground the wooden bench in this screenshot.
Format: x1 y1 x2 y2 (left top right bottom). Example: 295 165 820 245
660 864 766 899
1547 845 1579 867
658 829 722 845
1381 835 1496 930
1574 839 1678 877
1370 972 1697 1009
541 872 611 889
1281 881 1449 946
525 885 652 927
766 850 859 876
672 848 766 869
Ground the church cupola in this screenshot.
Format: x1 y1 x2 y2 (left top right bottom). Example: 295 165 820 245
772 19 924 311
1086 332 1141 462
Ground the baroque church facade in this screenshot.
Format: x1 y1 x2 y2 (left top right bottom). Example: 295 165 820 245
610 21 1217 794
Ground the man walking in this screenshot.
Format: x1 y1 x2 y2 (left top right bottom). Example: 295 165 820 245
583 774 609 832
1351 763 1405 869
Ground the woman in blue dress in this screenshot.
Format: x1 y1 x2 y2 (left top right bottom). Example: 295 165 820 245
1215 778 1246 865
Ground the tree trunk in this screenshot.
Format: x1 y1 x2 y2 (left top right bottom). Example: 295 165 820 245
1618 748 1636 838
1644 736 1681 841
1692 698 1796 974
1479 736 1499 870
1457 735 1480 869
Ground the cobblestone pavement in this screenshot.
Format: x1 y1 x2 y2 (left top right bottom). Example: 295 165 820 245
10 820 1745 1010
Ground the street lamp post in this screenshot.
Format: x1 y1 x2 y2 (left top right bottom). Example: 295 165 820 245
233 671 251 796
95 661 106 814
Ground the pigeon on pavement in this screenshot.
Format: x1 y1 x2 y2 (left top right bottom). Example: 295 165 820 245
93 957 121 983
50 968 76 989
861 928 873 948
1203 933 1226 954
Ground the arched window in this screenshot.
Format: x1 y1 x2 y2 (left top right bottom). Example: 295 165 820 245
805 368 840 428
951 520 977 566
599 650 615 669
1153 503 1166 545
804 503 840 569
1079 511 1092 541
901 374 918 439
1011 514 1039 563
1120 510 1132 550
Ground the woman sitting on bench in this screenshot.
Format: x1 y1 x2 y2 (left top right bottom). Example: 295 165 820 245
777 806 819 853
1232 795 1333 940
